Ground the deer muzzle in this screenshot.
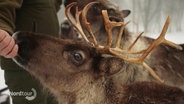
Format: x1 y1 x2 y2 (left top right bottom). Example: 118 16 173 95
12 31 39 67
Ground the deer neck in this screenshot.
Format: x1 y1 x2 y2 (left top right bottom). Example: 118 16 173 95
57 76 122 104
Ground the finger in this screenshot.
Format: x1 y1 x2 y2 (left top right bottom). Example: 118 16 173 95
1 38 15 56
5 44 18 58
0 30 7 41
0 35 12 51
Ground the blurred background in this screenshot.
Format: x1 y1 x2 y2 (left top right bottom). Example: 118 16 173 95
1 0 184 103
115 0 184 33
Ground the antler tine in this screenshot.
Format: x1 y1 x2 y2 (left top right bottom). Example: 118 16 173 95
101 11 145 54
142 62 164 83
114 22 145 53
127 32 144 51
65 2 89 43
110 24 146 54
116 21 130 48
102 10 124 49
81 2 99 47
139 16 182 62
160 16 183 50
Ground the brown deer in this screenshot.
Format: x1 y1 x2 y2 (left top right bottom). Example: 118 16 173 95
12 28 184 104
63 1 184 89
12 2 184 104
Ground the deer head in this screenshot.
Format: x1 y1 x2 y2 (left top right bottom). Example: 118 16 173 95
63 0 130 46
64 0 131 21
12 31 128 103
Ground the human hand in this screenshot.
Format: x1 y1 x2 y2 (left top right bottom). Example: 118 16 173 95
0 29 18 58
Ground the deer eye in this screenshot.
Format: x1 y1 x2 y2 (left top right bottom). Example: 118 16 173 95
71 50 85 66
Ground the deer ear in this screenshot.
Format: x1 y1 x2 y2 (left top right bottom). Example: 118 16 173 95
98 57 124 76
121 10 131 18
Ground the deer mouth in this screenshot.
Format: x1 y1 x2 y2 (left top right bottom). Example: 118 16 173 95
12 31 38 67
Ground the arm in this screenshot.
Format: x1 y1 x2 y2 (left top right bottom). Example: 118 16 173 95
0 0 22 58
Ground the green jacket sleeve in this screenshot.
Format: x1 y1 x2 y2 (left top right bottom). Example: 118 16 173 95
0 0 22 34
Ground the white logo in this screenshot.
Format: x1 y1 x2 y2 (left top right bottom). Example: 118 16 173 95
10 88 37 101
25 88 37 101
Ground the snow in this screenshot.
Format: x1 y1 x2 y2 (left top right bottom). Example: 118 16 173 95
0 69 9 92
0 69 7 91
0 68 11 103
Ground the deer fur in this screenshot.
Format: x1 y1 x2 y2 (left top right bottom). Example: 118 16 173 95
13 32 184 104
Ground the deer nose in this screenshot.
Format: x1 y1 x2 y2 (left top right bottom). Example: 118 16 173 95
13 32 38 65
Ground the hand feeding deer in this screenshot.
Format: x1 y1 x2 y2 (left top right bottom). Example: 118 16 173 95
12 1 184 104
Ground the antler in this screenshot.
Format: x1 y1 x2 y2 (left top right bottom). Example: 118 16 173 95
104 11 182 82
65 2 183 83
65 2 89 43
